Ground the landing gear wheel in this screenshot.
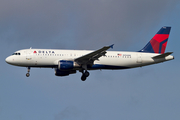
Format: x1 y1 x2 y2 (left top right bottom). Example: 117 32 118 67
81 65 90 81
26 67 30 77
26 73 30 77
81 75 87 81
84 71 90 77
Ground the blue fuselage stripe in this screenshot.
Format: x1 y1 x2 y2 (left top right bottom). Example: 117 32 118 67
90 64 130 69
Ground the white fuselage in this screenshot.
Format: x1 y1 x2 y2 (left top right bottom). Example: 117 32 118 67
5 49 174 70
5 27 174 80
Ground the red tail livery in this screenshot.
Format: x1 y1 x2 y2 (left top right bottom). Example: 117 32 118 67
139 27 171 54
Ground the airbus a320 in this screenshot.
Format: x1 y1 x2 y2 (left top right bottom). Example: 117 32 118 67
5 27 174 81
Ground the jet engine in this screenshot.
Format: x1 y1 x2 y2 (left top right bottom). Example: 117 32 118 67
55 60 77 76
55 69 76 76
58 60 74 70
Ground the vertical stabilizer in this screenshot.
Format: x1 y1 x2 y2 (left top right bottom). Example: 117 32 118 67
139 27 171 54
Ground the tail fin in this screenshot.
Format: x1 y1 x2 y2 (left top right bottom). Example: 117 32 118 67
139 27 171 54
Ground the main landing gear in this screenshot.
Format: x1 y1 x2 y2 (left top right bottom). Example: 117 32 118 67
81 64 90 81
81 70 90 81
26 67 30 77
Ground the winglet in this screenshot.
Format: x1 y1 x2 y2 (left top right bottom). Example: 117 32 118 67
109 44 114 49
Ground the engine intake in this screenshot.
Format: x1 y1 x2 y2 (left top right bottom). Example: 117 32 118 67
58 60 74 70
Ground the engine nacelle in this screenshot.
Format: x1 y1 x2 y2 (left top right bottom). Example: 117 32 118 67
58 60 74 70
55 69 76 76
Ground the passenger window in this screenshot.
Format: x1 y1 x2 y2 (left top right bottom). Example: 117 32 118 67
12 53 21 55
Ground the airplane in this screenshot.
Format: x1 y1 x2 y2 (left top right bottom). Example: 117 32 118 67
5 27 174 81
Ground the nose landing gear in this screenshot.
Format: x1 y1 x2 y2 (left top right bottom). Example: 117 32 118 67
26 67 30 77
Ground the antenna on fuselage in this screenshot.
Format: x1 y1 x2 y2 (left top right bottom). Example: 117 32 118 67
30 47 32 49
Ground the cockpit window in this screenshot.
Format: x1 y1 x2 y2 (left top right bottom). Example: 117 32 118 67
12 53 21 55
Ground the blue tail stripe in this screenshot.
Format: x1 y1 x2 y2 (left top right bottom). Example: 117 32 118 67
157 27 171 34
138 42 154 53
159 39 168 53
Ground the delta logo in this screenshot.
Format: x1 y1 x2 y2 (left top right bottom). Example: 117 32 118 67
33 51 55 54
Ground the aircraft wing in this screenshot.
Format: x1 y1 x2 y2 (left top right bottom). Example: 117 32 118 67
74 44 114 65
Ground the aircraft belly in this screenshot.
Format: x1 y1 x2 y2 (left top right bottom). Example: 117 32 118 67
94 57 137 69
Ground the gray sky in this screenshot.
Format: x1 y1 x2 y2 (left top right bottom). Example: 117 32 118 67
1 0 180 120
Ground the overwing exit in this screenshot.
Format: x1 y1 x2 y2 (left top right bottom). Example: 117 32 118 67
5 27 174 81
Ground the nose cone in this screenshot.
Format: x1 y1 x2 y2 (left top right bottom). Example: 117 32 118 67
5 56 11 64
5 55 22 66
5 56 15 65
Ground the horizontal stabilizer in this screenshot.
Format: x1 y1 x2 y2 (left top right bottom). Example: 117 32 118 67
152 52 173 59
